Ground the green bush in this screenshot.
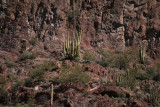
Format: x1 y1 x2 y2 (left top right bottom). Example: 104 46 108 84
147 88 160 106
29 37 37 46
82 91 89 97
27 61 57 85
0 76 7 87
0 87 9 104
68 8 80 24
117 69 137 90
145 63 160 82
97 49 130 70
98 47 141 70
157 63 160 71
54 65 90 85
24 78 34 87
18 51 36 61
153 74 160 82
29 66 46 82
124 69 137 90
83 51 96 62
96 58 107 67
26 94 35 106
11 80 23 92
114 53 130 70
5 59 15 68
97 49 117 67
146 67 156 76
136 72 152 80
41 61 58 72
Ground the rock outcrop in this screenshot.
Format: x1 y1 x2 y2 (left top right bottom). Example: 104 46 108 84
0 0 160 58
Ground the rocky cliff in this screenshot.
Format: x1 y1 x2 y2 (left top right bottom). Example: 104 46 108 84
0 0 160 58
0 0 160 107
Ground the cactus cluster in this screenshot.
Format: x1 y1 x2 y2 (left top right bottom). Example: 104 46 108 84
147 88 159 105
139 43 146 64
63 31 81 60
116 74 122 86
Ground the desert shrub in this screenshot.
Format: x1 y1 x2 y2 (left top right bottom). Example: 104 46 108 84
41 61 58 72
11 80 23 92
97 49 117 67
54 65 90 85
27 61 57 86
29 37 37 46
147 88 160 106
26 94 36 106
146 67 156 76
0 87 9 104
18 51 36 61
98 47 141 70
83 51 96 62
136 92 142 99
144 63 160 82
157 63 160 71
143 84 151 93
0 76 7 87
29 67 45 82
5 59 15 68
96 58 107 67
97 48 130 70
26 70 44 87
153 74 160 82
82 91 89 97
114 53 130 70
0 76 10 104
123 69 137 90
97 48 106 56
68 8 80 24
144 57 151 65
152 63 160 82
97 48 115 58
136 72 152 80
24 78 34 87
11 80 24 105
117 69 137 90
7 73 18 82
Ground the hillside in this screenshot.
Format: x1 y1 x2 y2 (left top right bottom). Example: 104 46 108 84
0 0 160 107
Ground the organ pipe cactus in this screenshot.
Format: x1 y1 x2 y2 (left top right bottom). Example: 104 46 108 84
139 43 146 64
63 30 81 60
115 74 121 86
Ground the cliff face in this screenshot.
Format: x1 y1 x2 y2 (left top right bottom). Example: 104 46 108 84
0 0 160 58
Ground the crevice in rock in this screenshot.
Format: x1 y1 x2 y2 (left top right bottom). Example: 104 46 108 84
35 92 50 103
101 90 119 97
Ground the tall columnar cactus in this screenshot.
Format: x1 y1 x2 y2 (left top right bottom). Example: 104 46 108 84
139 43 146 64
63 30 81 60
116 74 122 86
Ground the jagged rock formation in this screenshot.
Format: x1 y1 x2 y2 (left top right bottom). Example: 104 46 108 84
0 0 160 59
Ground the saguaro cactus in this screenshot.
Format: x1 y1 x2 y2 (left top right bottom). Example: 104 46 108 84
63 30 81 60
139 43 146 64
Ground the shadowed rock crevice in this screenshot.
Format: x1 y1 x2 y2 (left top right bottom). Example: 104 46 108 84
35 92 50 103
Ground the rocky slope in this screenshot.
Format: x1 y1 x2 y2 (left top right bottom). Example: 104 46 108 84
0 0 160 107
0 0 160 56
